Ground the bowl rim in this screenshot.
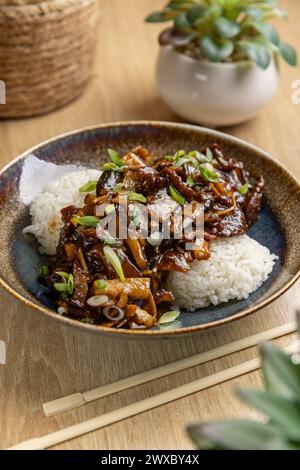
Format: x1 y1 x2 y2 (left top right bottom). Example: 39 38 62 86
0 120 299 338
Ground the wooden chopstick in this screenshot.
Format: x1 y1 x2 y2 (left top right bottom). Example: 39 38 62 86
8 341 299 450
43 321 297 417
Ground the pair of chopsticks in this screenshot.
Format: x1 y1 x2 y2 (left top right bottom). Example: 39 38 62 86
7 321 298 450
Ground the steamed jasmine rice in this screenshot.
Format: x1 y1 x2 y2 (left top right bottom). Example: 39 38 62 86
23 169 101 255
167 235 277 311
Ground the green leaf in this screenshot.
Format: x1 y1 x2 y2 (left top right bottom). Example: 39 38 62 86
239 389 300 441
260 342 300 400
72 216 100 228
240 6 262 20
174 12 191 29
255 22 280 47
159 310 180 324
200 36 234 62
187 421 292 450
145 12 169 23
238 40 271 69
79 180 98 193
186 5 209 23
169 185 186 205
214 17 241 39
280 43 297 66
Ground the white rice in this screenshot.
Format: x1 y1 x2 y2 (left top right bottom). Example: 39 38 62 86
167 235 277 311
23 169 101 255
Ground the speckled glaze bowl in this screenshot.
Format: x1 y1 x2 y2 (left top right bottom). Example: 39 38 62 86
0 121 299 338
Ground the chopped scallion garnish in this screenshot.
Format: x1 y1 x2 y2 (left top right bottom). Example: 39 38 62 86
79 180 98 193
72 216 100 228
169 185 186 205
95 279 107 291
186 176 195 187
159 310 180 324
128 192 147 203
38 265 49 278
238 183 250 195
105 204 116 214
103 246 125 282
199 165 219 183
54 282 69 293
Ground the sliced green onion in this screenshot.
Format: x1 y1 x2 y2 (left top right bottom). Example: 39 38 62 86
175 157 193 167
103 236 116 246
95 279 107 291
128 192 147 203
79 180 98 193
55 271 69 279
199 165 219 183
174 149 186 161
107 148 125 167
105 204 116 214
38 265 49 278
205 148 213 163
103 246 125 282
113 183 124 193
103 162 124 172
169 185 186 205
81 317 95 324
131 207 140 227
72 216 100 228
238 183 250 195
67 274 74 295
186 176 195 187
54 282 69 293
159 310 180 325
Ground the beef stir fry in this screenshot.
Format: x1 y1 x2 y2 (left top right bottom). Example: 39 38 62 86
42 145 264 329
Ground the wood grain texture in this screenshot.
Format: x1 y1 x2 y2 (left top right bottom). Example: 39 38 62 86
0 0 299 450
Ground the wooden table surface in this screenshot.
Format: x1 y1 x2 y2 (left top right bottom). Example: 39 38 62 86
0 0 299 450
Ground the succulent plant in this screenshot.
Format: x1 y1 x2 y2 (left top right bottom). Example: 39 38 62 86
145 0 297 69
187 321 300 450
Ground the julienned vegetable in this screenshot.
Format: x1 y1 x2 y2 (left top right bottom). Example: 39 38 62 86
145 0 297 70
103 245 125 282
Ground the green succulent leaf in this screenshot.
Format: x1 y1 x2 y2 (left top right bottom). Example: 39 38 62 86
239 389 300 441
187 421 294 450
174 12 191 28
145 12 170 23
200 36 234 62
260 342 300 400
240 6 263 20
238 39 271 69
186 5 209 23
254 22 280 46
280 42 297 66
214 17 241 39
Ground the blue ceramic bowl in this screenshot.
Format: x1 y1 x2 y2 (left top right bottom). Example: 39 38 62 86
0 122 299 338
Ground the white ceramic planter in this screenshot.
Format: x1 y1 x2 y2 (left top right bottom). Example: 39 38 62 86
157 46 279 127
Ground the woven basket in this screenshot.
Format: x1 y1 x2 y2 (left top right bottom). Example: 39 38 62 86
0 0 98 118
